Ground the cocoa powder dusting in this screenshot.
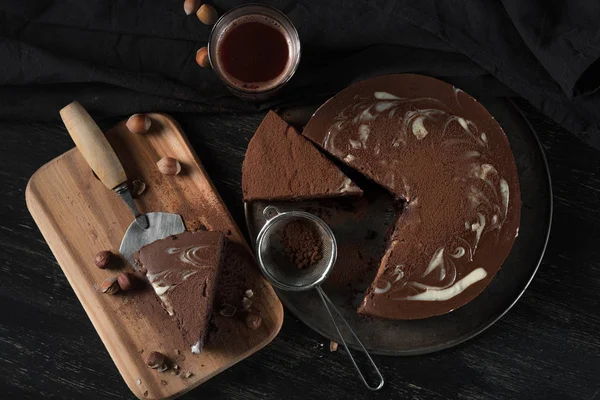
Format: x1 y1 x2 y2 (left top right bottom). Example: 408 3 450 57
281 219 323 269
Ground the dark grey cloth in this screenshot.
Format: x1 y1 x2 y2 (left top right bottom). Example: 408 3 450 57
1 0 600 149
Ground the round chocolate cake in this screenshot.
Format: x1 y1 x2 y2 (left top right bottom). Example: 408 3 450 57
303 74 521 320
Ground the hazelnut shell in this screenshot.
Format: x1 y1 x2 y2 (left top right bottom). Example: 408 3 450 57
157 157 182 175
126 114 151 134
117 272 135 291
183 0 200 15
195 47 211 69
196 4 218 25
146 351 168 369
94 250 112 269
100 276 120 294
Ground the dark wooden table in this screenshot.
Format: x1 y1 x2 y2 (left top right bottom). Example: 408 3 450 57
1 99 599 400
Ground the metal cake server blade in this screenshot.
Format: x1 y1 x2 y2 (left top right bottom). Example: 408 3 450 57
60 102 186 268
120 212 185 267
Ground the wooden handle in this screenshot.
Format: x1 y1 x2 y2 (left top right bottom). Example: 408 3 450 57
59 102 127 190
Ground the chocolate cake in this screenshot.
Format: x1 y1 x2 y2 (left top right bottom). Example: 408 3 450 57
303 74 521 320
134 231 225 353
242 111 362 201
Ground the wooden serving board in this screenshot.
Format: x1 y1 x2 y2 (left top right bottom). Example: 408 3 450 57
25 114 283 399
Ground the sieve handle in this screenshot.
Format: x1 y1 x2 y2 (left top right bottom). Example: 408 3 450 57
316 287 384 391
262 205 281 221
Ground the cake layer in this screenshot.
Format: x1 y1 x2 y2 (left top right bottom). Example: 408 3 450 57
303 74 521 320
135 231 225 352
242 111 362 202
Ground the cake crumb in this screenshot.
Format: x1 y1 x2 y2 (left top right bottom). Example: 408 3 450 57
161 380 168 386
330 341 338 352
242 296 252 309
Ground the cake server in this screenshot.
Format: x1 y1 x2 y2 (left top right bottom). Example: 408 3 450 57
255 206 384 391
59 102 185 267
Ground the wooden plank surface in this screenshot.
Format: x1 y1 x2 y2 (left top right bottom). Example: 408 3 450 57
1 102 600 399
24 114 283 399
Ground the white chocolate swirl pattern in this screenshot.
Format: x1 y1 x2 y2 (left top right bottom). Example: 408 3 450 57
146 245 211 315
325 91 511 302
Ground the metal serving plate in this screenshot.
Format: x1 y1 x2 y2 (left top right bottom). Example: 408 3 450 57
246 98 552 355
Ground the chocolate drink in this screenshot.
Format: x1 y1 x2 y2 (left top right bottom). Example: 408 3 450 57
219 19 289 88
208 4 300 99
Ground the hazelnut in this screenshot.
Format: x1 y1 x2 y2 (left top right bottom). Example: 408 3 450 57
146 351 169 370
245 312 262 330
244 289 254 298
157 157 182 175
195 47 210 69
126 114 151 134
94 250 112 269
219 303 237 317
100 276 120 294
329 341 338 352
182 371 194 379
183 0 200 15
132 179 146 197
196 4 218 25
117 272 136 291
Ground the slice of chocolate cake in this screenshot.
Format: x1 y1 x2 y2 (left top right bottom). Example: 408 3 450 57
303 74 521 320
134 231 225 353
242 111 362 201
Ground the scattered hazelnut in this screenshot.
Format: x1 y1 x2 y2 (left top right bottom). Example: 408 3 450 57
245 312 262 330
136 379 142 386
195 47 211 68
182 371 194 379
242 296 252 310
132 179 146 197
183 0 200 15
100 276 120 294
126 113 151 134
117 272 136 291
329 341 338 352
146 351 169 370
196 4 218 25
245 289 254 299
219 303 237 317
157 157 182 175
94 250 113 269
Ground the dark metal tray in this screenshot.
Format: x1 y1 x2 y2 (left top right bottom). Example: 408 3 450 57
245 98 552 355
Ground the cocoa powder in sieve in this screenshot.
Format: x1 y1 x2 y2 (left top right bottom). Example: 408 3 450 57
281 219 323 269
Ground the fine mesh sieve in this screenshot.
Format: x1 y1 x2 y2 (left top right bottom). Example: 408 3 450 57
256 206 384 391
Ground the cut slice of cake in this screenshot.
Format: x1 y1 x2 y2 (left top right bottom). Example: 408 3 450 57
134 231 225 353
242 111 362 202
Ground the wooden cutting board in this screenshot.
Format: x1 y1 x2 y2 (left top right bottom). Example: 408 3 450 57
25 114 284 399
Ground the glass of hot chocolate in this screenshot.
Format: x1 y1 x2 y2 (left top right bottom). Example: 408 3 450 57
208 4 301 101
